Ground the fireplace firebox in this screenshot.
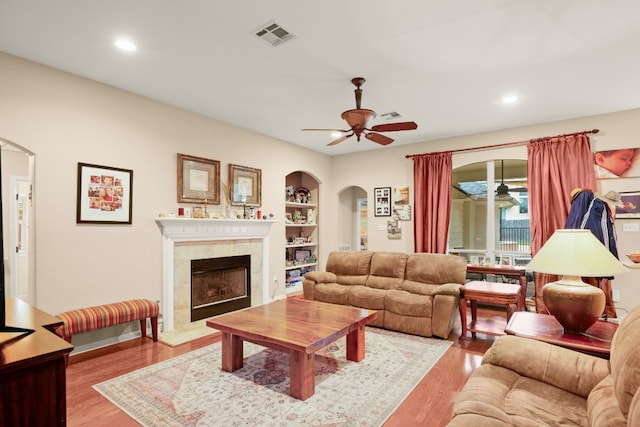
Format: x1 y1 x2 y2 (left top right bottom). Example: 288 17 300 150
190 255 251 322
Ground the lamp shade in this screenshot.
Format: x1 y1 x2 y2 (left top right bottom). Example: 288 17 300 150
526 229 627 333
526 229 627 277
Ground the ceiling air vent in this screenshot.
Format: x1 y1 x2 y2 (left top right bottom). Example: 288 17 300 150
254 21 296 47
380 111 402 120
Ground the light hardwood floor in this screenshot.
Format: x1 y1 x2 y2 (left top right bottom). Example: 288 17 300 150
66 306 506 427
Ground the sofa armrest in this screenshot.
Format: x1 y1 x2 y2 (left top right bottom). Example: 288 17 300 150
303 271 338 301
483 335 610 398
431 283 462 297
304 271 337 284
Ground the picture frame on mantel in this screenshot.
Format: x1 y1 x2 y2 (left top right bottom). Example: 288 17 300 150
229 163 262 206
76 162 133 224
177 153 220 204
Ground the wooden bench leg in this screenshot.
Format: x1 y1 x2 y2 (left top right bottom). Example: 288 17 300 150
139 319 147 338
139 317 159 342
151 316 158 342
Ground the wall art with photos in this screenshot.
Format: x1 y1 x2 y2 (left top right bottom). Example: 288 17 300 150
77 163 133 224
229 164 262 206
387 219 401 239
177 153 220 204
615 191 640 218
374 187 391 217
594 147 640 179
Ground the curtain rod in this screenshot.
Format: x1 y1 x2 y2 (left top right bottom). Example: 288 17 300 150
405 128 600 158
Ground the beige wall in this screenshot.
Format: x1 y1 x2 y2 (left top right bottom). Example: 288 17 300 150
1 51 639 338
0 52 332 318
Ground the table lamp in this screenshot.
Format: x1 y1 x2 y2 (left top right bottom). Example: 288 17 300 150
526 229 627 333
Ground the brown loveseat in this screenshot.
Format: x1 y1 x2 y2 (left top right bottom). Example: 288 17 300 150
302 251 467 339
448 304 640 426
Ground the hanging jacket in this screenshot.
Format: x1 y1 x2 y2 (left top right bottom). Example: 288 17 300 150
565 189 619 278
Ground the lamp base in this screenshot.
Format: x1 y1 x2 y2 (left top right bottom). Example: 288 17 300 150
542 276 605 333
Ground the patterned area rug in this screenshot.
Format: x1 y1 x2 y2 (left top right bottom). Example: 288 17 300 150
94 327 452 426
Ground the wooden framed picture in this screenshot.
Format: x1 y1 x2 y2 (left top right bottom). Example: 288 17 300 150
374 187 391 217
499 255 513 266
76 163 133 224
615 191 640 218
229 164 262 206
177 153 220 204
294 249 311 263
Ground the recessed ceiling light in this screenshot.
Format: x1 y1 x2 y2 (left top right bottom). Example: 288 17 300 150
114 38 137 52
502 94 519 105
331 132 342 138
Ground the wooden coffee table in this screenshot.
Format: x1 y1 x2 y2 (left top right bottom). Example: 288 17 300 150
206 298 377 400
505 311 618 358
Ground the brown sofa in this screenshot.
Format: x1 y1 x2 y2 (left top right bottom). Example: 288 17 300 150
302 251 467 339
448 304 640 426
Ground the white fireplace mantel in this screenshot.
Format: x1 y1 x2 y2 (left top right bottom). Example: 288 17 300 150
155 218 276 331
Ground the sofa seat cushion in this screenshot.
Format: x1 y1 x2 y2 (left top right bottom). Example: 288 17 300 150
587 376 626 426
385 289 433 317
348 285 386 310
314 283 350 305
452 364 589 427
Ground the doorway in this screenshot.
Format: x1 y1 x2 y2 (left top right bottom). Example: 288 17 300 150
1 138 35 304
337 186 367 251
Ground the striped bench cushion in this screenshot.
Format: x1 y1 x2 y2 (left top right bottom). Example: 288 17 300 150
57 299 159 338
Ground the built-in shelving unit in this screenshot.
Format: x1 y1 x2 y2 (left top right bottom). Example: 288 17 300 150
285 172 319 293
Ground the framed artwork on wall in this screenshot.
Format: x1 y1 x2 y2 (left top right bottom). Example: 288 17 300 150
374 187 391 217
177 153 220 204
76 163 133 224
229 164 262 206
615 191 640 218
594 147 640 179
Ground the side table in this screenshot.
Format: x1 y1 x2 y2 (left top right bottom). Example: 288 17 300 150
466 264 529 308
459 280 523 341
505 311 617 359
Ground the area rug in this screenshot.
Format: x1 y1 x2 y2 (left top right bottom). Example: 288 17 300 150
93 327 452 426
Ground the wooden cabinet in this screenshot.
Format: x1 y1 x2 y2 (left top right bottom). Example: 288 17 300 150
285 172 319 294
0 298 73 426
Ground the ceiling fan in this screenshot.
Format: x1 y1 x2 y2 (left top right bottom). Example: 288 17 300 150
497 160 528 197
302 77 418 146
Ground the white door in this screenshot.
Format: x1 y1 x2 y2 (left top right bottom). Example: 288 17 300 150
10 176 30 301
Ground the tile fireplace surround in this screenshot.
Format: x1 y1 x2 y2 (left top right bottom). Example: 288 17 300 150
155 218 276 331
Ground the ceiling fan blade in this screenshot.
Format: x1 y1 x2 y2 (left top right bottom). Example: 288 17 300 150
370 121 418 132
302 128 350 132
365 132 394 146
327 133 353 146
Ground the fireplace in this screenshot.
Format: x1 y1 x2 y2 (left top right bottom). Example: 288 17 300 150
191 255 251 321
155 218 275 331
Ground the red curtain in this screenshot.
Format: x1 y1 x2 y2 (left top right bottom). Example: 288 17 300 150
412 151 452 253
527 133 597 312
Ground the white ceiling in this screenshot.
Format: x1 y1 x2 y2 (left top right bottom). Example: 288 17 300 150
2 0 640 156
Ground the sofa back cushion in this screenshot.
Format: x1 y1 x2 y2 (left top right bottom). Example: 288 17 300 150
325 250 373 286
610 304 640 418
366 252 407 290
405 253 467 284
